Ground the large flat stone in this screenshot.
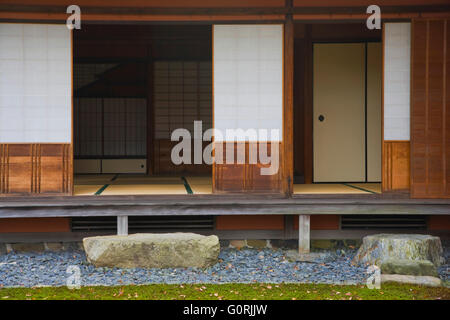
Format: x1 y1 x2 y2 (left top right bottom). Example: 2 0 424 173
381 258 438 277
381 274 442 287
83 233 220 269
352 234 444 267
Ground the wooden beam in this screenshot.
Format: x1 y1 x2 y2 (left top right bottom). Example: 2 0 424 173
0 202 449 218
1 4 448 16
298 214 310 254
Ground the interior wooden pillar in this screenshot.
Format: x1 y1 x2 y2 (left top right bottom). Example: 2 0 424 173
303 25 313 184
147 49 154 175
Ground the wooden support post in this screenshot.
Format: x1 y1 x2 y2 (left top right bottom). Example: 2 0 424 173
146 52 154 175
298 214 310 254
283 0 294 196
117 216 128 236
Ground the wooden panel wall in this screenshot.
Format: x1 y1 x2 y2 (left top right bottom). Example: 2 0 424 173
411 19 450 198
293 215 340 230
216 215 284 230
0 218 71 233
153 139 211 175
213 142 283 193
382 141 410 192
0 144 72 196
428 215 450 231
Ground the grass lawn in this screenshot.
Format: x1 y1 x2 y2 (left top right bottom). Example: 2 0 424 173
0 283 449 300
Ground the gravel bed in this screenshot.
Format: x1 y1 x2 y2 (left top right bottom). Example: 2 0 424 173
0 247 448 288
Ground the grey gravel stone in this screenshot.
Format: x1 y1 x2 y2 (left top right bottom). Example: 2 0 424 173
0 245 448 288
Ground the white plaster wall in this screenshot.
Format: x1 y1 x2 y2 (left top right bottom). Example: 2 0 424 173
384 22 411 141
0 23 71 143
213 25 283 142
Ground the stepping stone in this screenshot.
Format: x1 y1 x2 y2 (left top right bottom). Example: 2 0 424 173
381 258 438 277
83 233 220 268
352 234 444 267
381 274 442 287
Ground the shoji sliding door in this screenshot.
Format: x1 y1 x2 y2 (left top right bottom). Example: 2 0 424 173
213 25 283 192
0 23 72 195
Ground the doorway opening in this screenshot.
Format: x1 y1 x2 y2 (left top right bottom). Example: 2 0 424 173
293 23 382 195
72 24 213 196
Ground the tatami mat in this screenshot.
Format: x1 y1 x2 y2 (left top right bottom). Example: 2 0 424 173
74 174 115 185
73 185 104 196
100 184 188 195
185 176 213 194
184 176 211 185
347 183 382 194
74 174 189 195
293 184 369 194
113 177 183 185
74 175 380 196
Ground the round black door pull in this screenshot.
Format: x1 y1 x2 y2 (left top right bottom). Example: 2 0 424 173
318 115 325 122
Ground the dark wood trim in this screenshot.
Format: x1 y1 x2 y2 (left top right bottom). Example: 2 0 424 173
1 4 448 16
303 25 313 184
147 47 154 175
70 28 74 196
0 5 288 16
283 0 294 195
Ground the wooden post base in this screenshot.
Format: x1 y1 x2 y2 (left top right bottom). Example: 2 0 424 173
298 214 310 254
117 216 128 236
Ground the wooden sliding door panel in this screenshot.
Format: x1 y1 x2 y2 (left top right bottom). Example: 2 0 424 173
411 19 449 198
0 144 72 196
39 144 72 194
213 25 284 194
7 145 32 194
382 141 410 192
411 21 427 195
213 142 282 193
313 43 366 182
446 21 450 196
427 21 445 196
